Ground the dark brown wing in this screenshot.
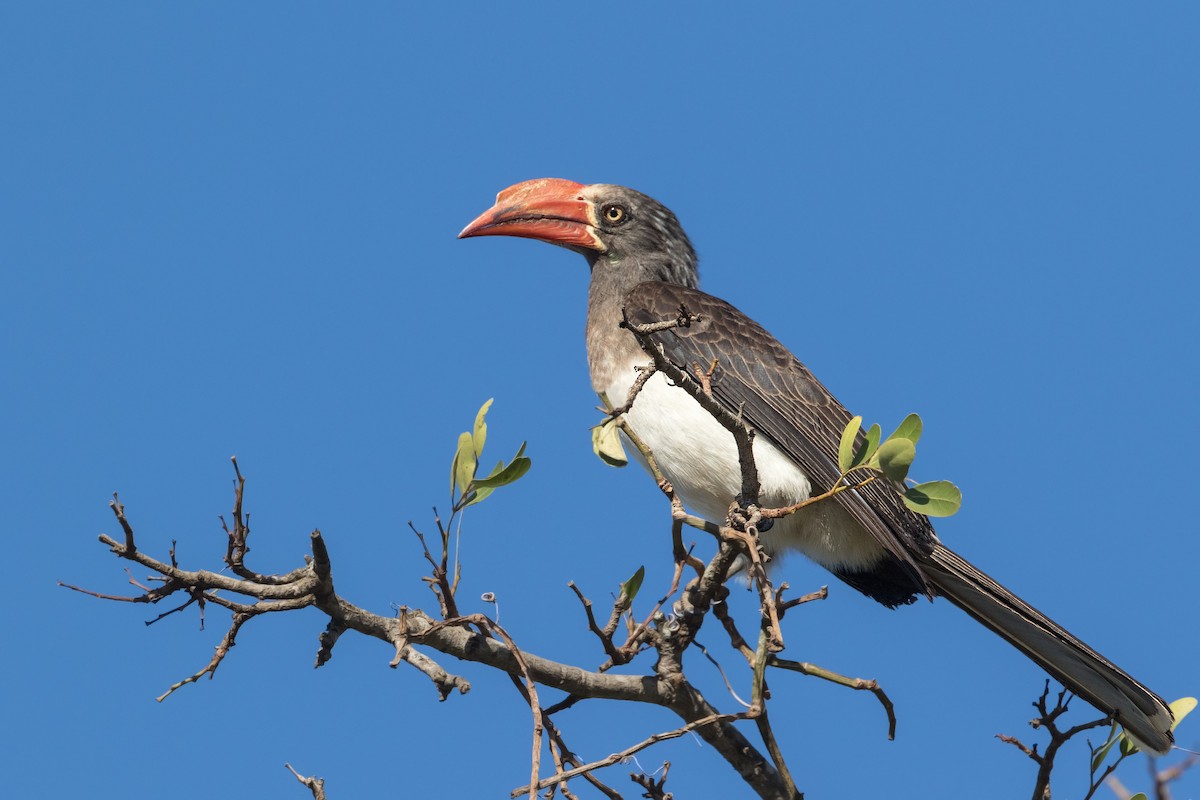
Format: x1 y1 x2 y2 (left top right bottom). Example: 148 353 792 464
624 281 937 597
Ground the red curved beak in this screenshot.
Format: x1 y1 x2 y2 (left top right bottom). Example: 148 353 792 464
458 178 605 252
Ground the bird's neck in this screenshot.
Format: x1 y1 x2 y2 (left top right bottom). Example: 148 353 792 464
585 254 658 396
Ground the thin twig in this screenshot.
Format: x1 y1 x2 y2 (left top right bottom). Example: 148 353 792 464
769 656 896 740
618 555 689 664
109 493 135 553
998 681 1111 800
568 581 625 665
630 761 672 800
778 586 828 617
752 626 798 798
695 640 752 708
156 611 251 701
284 763 326 800
57 578 183 605
510 711 747 798
606 363 659 418
712 595 755 664
436 614 545 800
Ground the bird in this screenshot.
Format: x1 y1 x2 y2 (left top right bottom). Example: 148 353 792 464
457 177 1174 754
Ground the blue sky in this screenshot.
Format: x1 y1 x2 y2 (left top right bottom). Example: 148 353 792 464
3 4 1196 798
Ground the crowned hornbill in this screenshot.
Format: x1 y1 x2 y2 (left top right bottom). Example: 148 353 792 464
458 177 1174 753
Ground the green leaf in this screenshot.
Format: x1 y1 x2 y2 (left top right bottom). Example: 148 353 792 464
619 566 645 602
888 413 923 445
1127 794 1148 800
851 423 882 468
592 419 628 467
465 459 505 506
472 453 531 489
875 438 915 482
1117 717 1165 755
466 487 494 506
452 431 476 497
902 480 962 517
1170 696 1197 731
1090 723 1120 773
472 398 493 457
838 416 862 473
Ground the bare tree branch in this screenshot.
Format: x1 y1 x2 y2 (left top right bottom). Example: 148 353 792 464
71 469 802 799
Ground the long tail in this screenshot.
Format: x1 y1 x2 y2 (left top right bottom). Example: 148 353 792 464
921 542 1174 754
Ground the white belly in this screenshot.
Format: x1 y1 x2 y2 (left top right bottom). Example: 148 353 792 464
607 369 885 572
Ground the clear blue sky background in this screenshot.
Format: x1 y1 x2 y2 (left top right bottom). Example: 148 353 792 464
3 4 1196 798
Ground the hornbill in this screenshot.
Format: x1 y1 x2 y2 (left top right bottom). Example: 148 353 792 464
458 177 1174 754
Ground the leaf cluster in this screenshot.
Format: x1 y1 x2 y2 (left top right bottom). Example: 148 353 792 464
450 398 532 511
837 413 962 518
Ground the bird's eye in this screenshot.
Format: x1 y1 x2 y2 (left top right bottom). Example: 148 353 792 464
601 204 628 225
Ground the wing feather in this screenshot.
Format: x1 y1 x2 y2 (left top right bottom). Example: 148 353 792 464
624 281 936 593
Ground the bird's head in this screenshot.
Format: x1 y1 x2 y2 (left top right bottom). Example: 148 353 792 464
458 178 698 288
